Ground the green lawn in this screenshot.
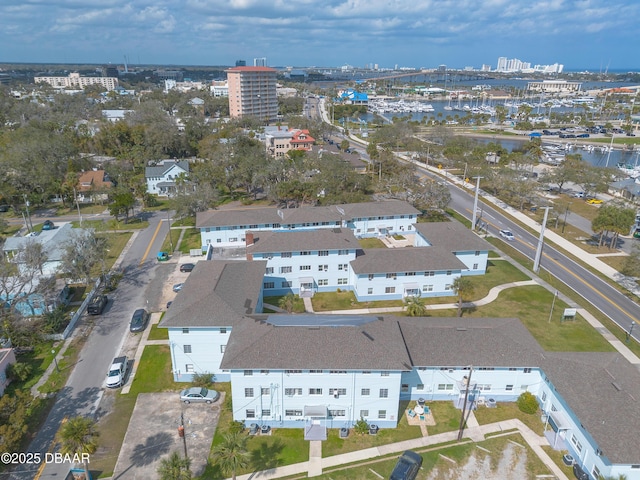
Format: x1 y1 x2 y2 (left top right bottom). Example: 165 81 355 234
263 295 306 313
358 237 386 248
474 402 544 435
148 321 169 340
311 291 403 311
127 345 183 394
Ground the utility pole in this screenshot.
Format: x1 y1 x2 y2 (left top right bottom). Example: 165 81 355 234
533 207 552 273
470 177 483 231
562 203 572 234
457 366 473 441
167 210 174 252
548 290 558 323
73 188 83 227
23 194 33 232
178 412 188 459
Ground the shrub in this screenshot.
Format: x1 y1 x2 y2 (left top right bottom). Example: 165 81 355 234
353 417 369 435
191 372 215 388
517 391 539 414
228 420 245 434
7 362 32 382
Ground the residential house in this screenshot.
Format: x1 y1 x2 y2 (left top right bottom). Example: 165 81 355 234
76 169 113 203
0 276 70 318
290 129 315 151
0 348 16 396
145 160 190 197
2 223 84 277
263 127 315 157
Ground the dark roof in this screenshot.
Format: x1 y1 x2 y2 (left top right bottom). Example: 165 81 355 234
159 260 266 328
247 228 359 253
541 351 640 464
195 200 419 229
220 315 413 371
399 317 545 367
413 221 492 252
145 160 189 178
350 247 468 274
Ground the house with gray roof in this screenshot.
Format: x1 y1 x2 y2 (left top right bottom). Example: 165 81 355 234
145 159 190 197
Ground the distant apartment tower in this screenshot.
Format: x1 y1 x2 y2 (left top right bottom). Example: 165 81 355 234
102 65 119 78
235 60 246 67
253 57 267 67
34 72 118 91
496 57 508 71
226 66 278 122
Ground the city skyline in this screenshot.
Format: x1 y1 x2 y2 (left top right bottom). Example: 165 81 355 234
1 1 639 71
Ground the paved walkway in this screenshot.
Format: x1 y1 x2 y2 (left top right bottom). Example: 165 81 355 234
232 418 569 480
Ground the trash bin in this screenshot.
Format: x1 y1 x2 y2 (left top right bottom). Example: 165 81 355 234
417 398 425 406
339 427 349 438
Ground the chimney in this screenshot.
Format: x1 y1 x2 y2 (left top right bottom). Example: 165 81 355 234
246 232 254 246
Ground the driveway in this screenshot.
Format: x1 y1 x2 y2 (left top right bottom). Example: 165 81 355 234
112 392 223 479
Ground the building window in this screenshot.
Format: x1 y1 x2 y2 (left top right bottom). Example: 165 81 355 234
318 250 329 256
309 388 323 395
338 249 348 255
363 370 371 375
368 288 373 294
338 278 348 285
592 466 601 479
379 388 389 398
285 409 303 416
318 279 328 286
473 263 478 270
381 371 389 376
571 434 583 453
246 409 255 418
329 370 347 374
506 385 514 391
368 274 374 281
285 388 302 396
338 263 348 270
446 270 452 275
438 384 454 391
361 388 370 396
360 409 369 418
280 266 292 274
524 368 532 373
401 384 409 392
425 271 434 276
300 251 311 255
185 364 194 373
541 391 547 402
182 328 189 334
229 238 237 242
282 252 292 258
285 369 302 374
378 410 387 419
220 345 225 353
261 388 270 395
385 287 396 293
264 282 275 289
406 272 416 276
329 388 347 396
309 369 323 374
183 345 192 354
282 281 292 288
444 284 452 291
244 388 254 397
386 273 397 279
261 370 269 375
265 267 274 274
300 265 311 271
220 328 227 334
422 285 433 292
475 250 480 256
329 409 346 417
262 409 271 417
244 370 253 376
318 264 328 271
417 383 424 390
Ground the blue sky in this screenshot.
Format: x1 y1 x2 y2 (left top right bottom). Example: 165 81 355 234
1 0 638 71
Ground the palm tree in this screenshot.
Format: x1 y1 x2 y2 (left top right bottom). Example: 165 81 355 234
452 277 474 317
210 431 250 480
278 293 296 314
57 416 99 480
404 295 427 317
158 451 192 480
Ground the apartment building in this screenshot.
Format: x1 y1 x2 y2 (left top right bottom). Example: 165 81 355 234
35 72 119 91
226 66 278 122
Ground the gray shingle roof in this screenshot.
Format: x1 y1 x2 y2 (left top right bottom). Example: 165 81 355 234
220 315 413 371
247 228 359 254
195 200 419 229
414 221 492 252
159 260 266 328
145 160 189 178
350 247 468 274
2 223 88 262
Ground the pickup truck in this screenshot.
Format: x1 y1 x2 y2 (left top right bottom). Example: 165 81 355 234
106 356 128 388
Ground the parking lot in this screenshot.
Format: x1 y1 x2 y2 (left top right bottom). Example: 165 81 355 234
111 392 223 479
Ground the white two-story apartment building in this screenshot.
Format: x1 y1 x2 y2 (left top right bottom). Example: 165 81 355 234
145 160 190 197
196 200 420 249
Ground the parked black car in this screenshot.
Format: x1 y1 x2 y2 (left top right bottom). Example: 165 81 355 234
180 263 195 272
390 450 423 480
130 309 150 333
87 294 108 315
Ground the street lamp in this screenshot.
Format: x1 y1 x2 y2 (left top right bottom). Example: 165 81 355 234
52 350 60 373
627 321 636 343
470 176 483 231
533 206 552 273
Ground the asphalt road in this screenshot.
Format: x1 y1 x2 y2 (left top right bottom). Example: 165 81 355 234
15 211 171 480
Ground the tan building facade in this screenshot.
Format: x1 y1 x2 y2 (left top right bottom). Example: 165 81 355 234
35 72 119 91
226 67 278 122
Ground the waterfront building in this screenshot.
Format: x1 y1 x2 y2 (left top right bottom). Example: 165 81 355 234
226 66 278 122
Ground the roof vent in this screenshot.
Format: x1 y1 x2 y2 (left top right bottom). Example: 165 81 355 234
611 382 622 391
456 327 467 332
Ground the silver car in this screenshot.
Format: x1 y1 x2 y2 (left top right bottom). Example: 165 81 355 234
180 387 220 404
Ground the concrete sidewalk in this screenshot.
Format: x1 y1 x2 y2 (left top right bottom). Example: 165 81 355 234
232 418 569 480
